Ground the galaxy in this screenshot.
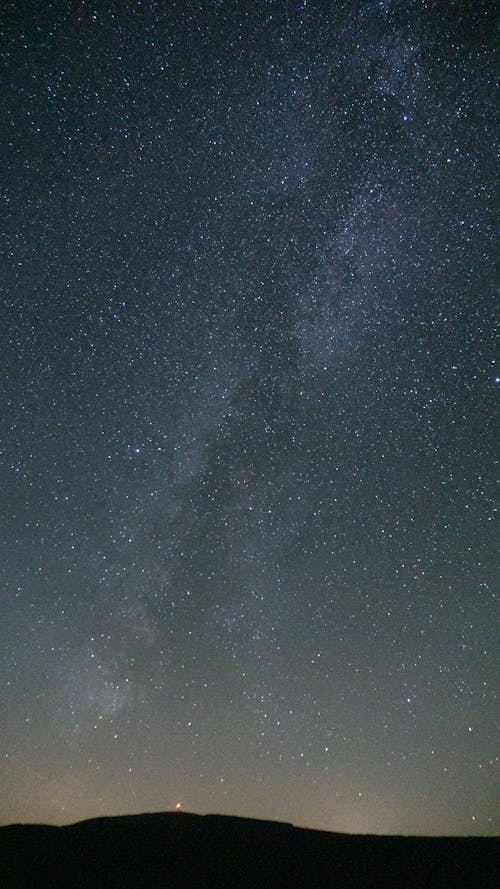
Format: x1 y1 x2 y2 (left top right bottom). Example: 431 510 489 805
1 1 498 835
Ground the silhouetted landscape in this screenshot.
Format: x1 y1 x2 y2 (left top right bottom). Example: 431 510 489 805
1 811 498 888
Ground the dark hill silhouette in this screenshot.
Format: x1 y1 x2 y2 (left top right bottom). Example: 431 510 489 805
1 811 498 888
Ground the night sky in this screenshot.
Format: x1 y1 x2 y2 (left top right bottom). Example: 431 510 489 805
1 0 498 836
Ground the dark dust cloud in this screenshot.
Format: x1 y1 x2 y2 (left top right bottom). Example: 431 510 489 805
1 0 498 834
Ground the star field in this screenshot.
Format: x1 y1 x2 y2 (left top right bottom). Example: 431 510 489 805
1 0 498 835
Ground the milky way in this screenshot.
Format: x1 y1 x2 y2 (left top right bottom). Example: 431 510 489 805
1 0 498 834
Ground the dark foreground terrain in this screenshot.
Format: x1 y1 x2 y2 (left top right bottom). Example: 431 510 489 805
1 811 498 888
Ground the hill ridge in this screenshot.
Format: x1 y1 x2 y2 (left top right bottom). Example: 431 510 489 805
2 810 498 888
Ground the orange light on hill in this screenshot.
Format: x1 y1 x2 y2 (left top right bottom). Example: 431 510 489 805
175 802 182 810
